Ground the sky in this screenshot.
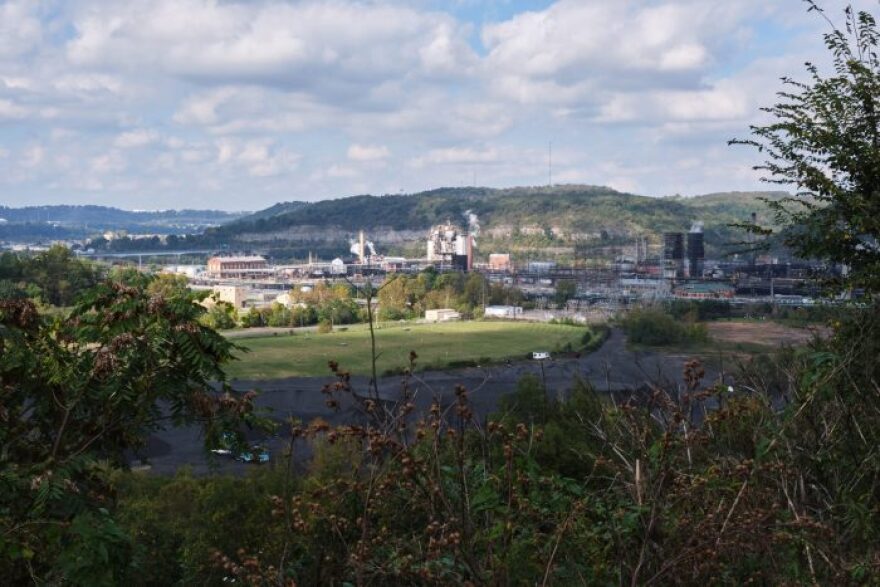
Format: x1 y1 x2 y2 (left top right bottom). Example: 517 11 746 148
0 0 874 211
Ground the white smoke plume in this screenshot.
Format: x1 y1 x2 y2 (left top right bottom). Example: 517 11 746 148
349 239 379 258
464 209 480 248
463 210 480 236
689 221 704 233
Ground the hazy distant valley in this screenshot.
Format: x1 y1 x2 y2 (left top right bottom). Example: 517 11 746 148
2 185 787 262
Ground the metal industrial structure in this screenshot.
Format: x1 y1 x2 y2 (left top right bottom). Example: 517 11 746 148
158 211 837 314
426 221 473 271
686 223 705 278
663 232 685 279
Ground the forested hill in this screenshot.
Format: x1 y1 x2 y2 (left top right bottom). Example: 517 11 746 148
211 185 786 241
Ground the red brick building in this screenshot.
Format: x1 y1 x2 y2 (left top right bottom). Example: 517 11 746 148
206 255 271 279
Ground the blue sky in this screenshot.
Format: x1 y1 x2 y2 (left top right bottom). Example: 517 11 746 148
0 0 872 211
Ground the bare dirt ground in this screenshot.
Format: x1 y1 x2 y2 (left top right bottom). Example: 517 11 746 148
707 321 828 347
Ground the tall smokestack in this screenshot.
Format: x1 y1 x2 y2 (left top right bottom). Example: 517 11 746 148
467 234 474 271
359 230 365 264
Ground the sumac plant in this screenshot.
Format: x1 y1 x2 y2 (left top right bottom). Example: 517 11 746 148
0 272 262 585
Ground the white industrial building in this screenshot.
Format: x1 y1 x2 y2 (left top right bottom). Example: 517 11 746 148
425 308 461 322
484 305 523 319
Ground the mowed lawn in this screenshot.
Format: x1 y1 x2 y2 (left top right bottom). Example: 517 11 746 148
225 321 586 380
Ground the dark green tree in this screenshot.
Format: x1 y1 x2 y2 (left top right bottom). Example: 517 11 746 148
554 279 577 307
200 301 237 330
0 273 259 584
0 246 100 306
734 4 880 294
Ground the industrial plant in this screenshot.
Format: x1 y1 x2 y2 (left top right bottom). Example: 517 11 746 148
158 211 837 317
426 220 475 271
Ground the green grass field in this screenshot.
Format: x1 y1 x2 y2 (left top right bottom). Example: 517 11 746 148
225 321 589 380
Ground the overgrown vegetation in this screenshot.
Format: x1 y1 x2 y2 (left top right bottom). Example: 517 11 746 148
373 270 524 320
241 282 362 329
620 307 709 346
734 3 880 294
0 270 262 585
0 245 101 306
235 271 525 329
107 303 880 583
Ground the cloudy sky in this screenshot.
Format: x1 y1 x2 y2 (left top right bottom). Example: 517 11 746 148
0 0 872 211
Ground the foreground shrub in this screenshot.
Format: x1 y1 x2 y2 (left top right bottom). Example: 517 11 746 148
112 307 880 584
620 308 708 346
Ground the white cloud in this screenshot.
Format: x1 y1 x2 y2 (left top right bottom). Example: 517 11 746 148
0 98 28 119
480 0 774 110
174 86 335 134
91 151 126 174
174 88 237 126
66 0 476 90
180 148 210 164
21 145 45 168
0 76 34 90
54 74 124 96
0 0 858 208
597 85 750 124
0 1 42 58
214 138 300 177
216 139 235 165
114 129 159 148
410 146 500 168
318 164 358 179
347 144 390 162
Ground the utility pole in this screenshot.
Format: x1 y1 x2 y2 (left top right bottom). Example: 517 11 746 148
540 358 548 423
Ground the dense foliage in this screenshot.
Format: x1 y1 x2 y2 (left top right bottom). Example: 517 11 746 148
735 4 880 294
0 272 259 584
242 282 362 329
0 246 101 306
375 271 525 320
238 272 527 329
619 307 709 346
